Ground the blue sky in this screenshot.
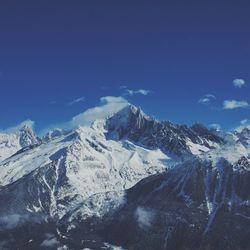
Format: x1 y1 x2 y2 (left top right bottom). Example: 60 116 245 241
0 0 250 133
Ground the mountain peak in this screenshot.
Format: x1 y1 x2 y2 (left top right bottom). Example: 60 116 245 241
0 124 40 162
19 124 39 148
106 104 153 139
110 104 149 120
106 106 224 157
20 123 32 130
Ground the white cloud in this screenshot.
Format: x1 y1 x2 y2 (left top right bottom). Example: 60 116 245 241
135 206 155 229
223 100 249 110
126 89 151 96
209 123 221 130
40 234 59 248
40 238 59 247
240 119 250 125
120 86 152 96
119 85 128 89
198 94 216 105
39 96 129 135
0 214 22 229
0 214 43 230
68 96 85 106
233 79 245 88
68 96 129 128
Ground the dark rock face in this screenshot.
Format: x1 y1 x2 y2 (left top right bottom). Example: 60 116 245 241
106 106 224 157
89 158 250 250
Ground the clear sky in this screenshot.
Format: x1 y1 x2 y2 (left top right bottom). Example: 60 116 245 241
0 0 250 133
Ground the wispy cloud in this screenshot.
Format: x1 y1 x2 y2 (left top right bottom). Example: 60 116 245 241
0 214 23 229
40 234 59 248
240 119 250 125
135 206 155 229
119 85 128 89
209 123 221 130
39 96 129 135
68 96 129 128
120 86 152 96
127 89 151 96
68 96 85 106
0 213 44 230
198 94 216 105
223 100 249 110
100 86 110 90
233 79 245 88
49 101 56 105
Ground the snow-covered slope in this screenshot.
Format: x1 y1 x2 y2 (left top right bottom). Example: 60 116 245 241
0 104 250 249
201 127 250 164
0 119 170 223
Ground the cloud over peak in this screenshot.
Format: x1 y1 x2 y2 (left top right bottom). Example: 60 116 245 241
69 96 129 128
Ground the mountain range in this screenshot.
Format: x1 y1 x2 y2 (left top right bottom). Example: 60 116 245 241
0 104 250 250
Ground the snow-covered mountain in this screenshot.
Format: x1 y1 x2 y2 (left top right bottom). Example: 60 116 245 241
0 104 250 249
0 124 40 162
106 105 224 157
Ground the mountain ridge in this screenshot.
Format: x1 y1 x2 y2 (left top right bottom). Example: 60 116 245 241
0 104 250 249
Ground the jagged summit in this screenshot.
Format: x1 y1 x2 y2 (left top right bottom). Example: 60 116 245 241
107 105 224 157
106 104 152 136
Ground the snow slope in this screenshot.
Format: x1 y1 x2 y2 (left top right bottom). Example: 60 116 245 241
0 119 170 223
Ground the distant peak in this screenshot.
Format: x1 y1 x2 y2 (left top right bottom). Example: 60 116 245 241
19 124 40 148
